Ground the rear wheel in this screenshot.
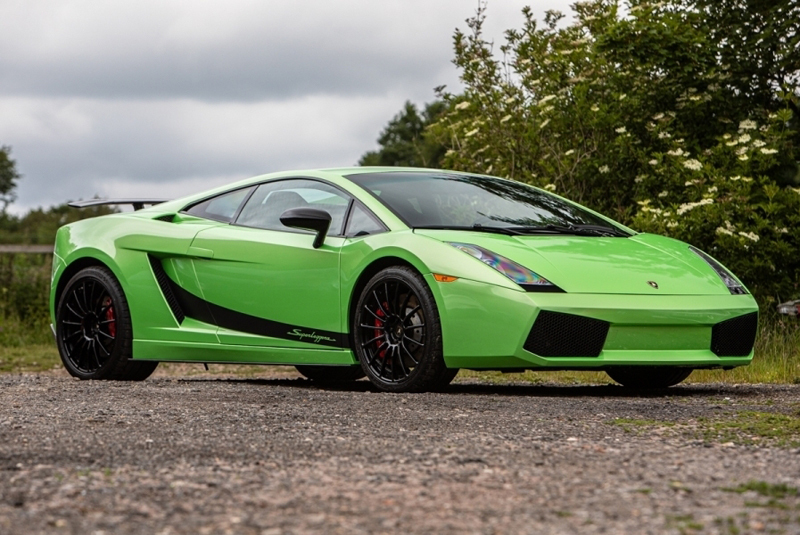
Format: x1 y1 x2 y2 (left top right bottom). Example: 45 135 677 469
56 266 158 381
606 367 692 389
295 365 365 383
353 266 450 393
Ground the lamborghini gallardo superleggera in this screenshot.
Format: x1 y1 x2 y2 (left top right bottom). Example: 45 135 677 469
51 168 759 392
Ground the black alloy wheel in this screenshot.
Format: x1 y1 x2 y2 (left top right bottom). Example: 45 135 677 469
354 266 455 392
56 266 157 380
606 367 693 389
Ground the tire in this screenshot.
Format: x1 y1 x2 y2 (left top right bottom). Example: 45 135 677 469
606 367 692 389
295 365 365 383
353 266 449 393
56 266 158 381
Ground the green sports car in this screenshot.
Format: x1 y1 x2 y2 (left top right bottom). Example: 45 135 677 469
50 168 759 392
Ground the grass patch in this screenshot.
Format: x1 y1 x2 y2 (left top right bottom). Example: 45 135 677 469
606 412 800 448
724 481 799 499
0 343 60 372
700 411 800 447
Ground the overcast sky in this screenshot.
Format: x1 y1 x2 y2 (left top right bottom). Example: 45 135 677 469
0 0 572 214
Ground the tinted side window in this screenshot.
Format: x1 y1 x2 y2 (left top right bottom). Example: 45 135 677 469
235 179 350 235
345 204 385 237
185 187 253 223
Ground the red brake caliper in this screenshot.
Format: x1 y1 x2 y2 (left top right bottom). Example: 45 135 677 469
104 297 116 337
374 307 386 359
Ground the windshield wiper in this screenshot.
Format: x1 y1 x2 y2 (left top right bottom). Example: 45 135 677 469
414 224 523 236
509 224 629 237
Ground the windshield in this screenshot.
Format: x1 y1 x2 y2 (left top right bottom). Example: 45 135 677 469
347 171 624 232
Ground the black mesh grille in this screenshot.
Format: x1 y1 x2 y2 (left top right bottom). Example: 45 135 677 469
524 311 609 357
711 312 758 356
153 214 175 222
148 255 185 324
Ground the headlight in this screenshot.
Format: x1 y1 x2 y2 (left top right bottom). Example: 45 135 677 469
448 242 563 292
689 246 747 295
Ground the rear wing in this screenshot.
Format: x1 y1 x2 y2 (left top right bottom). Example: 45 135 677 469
68 199 170 211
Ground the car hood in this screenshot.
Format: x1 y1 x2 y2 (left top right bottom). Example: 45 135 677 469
414 230 732 295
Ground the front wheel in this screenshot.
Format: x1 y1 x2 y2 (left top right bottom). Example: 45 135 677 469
606 367 692 389
353 266 449 393
56 266 158 381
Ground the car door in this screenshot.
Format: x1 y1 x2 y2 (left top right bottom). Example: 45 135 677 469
188 178 351 349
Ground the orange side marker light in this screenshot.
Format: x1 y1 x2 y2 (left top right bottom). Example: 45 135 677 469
433 274 458 283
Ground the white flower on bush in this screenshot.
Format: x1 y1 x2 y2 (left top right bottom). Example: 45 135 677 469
738 154 749 161
760 148 778 155
707 186 718 194
658 191 668 198
619 94 627 100
648 159 658 166
723 134 731 139
738 134 751 143
716 227 734 236
778 228 789 234
564 149 575 156
667 221 678 228
738 231 759 242
455 101 470 111
735 146 748 155
677 198 713 215
683 159 702 171
500 115 512 123
667 148 685 156
544 184 557 191
539 119 551 129
726 140 738 146
538 95 556 105
504 96 516 104
598 165 610 174
653 113 665 120
465 128 479 137
590 105 600 112
658 131 671 139
738 119 757 131
752 140 766 148
615 126 627 134
685 179 700 186
635 175 646 183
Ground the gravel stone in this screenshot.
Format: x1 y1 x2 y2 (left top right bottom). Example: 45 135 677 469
1 373 800 534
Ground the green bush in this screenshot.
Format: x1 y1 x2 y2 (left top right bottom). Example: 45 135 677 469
428 0 800 306
0 253 53 347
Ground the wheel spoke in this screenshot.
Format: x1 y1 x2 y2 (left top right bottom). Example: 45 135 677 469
400 342 419 365
379 347 388 378
66 303 82 318
394 345 409 377
62 320 81 326
403 305 421 321
97 330 114 341
359 324 383 330
404 323 424 330
361 334 385 348
372 291 388 317
363 305 384 323
94 336 110 356
403 335 424 347
392 281 401 315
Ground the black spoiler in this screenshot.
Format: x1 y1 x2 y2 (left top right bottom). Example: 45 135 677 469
68 199 170 211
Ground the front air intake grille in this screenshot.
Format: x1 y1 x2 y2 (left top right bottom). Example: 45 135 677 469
148 255 186 324
711 312 758 356
524 310 610 357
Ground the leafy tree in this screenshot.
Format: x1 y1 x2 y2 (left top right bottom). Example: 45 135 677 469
0 146 21 212
359 100 448 168
428 0 799 305
0 203 117 245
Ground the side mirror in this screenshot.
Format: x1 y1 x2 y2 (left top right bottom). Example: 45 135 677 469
279 208 332 249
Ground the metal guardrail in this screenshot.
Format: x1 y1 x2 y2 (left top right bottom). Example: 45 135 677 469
0 245 54 253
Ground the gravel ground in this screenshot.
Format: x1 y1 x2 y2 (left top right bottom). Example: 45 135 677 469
2 372 800 534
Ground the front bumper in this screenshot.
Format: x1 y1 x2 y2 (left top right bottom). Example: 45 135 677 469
429 276 758 370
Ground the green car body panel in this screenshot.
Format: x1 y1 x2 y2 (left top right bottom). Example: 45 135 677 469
50 167 759 371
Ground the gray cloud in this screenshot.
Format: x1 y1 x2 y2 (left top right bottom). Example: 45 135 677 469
0 0 572 213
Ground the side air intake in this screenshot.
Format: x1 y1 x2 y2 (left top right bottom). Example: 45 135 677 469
148 255 185 324
524 310 609 357
711 312 758 356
